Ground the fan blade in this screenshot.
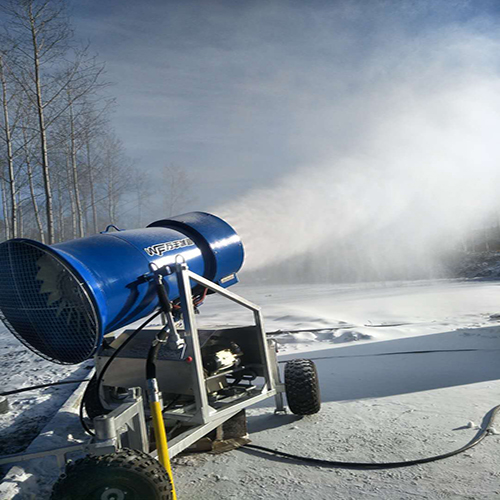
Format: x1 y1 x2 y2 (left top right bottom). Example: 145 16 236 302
47 291 62 306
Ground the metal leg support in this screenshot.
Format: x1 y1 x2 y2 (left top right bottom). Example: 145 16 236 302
93 388 148 454
268 340 286 414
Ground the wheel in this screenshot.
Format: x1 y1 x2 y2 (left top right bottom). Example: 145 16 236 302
284 359 321 415
51 448 173 500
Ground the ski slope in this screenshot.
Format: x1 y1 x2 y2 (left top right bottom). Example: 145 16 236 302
2 279 500 498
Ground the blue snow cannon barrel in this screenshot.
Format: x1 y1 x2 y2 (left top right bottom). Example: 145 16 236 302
0 212 244 364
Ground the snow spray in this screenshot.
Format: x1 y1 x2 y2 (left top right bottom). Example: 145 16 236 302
217 25 500 281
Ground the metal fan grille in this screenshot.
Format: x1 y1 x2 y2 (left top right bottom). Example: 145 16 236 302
0 240 99 364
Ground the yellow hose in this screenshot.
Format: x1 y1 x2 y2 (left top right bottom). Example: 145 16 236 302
150 400 177 500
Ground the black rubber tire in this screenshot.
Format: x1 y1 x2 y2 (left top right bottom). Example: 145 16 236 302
82 374 109 420
50 448 173 500
284 359 321 415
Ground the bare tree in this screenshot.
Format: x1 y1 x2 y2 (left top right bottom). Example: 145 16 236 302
2 0 70 243
0 54 18 237
52 159 66 242
1 0 106 243
85 132 99 234
131 168 152 227
66 90 84 237
0 160 9 240
162 164 194 217
76 97 114 235
98 132 131 225
21 116 45 241
0 1 145 243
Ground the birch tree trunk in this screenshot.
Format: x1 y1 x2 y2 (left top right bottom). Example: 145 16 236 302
0 55 17 238
68 94 84 237
22 123 45 242
65 147 77 239
17 199 23 237
86 138 98 234
28 3 55 243
55 166 65 242
0 165 10 240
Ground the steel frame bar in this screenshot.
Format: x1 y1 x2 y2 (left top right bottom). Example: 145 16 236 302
0 264 287 471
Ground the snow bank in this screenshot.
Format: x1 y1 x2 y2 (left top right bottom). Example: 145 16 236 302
2 279 500 498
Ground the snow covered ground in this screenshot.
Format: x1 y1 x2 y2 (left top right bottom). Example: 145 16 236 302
2 279 500 498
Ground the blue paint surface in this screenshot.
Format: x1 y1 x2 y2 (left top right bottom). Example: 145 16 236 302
0 212 244 363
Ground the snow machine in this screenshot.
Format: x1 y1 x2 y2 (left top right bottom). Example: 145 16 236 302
0 212 321 499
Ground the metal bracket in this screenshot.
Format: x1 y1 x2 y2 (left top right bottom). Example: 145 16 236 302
93 388 148 453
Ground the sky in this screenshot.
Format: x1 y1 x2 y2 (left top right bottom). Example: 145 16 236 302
68 0 500 209
67 1 500 278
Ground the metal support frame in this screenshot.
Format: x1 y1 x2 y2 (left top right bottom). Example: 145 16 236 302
0 443 89 471
93 388 148 453
0 389 146 471
0 263 288 471
167 262 280 426
175 262 211 423
268 339 286 413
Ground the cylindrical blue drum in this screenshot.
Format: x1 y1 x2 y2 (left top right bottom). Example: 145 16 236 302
0 212 244 364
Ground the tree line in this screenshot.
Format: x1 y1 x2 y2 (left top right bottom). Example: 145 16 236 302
0 0 161 244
